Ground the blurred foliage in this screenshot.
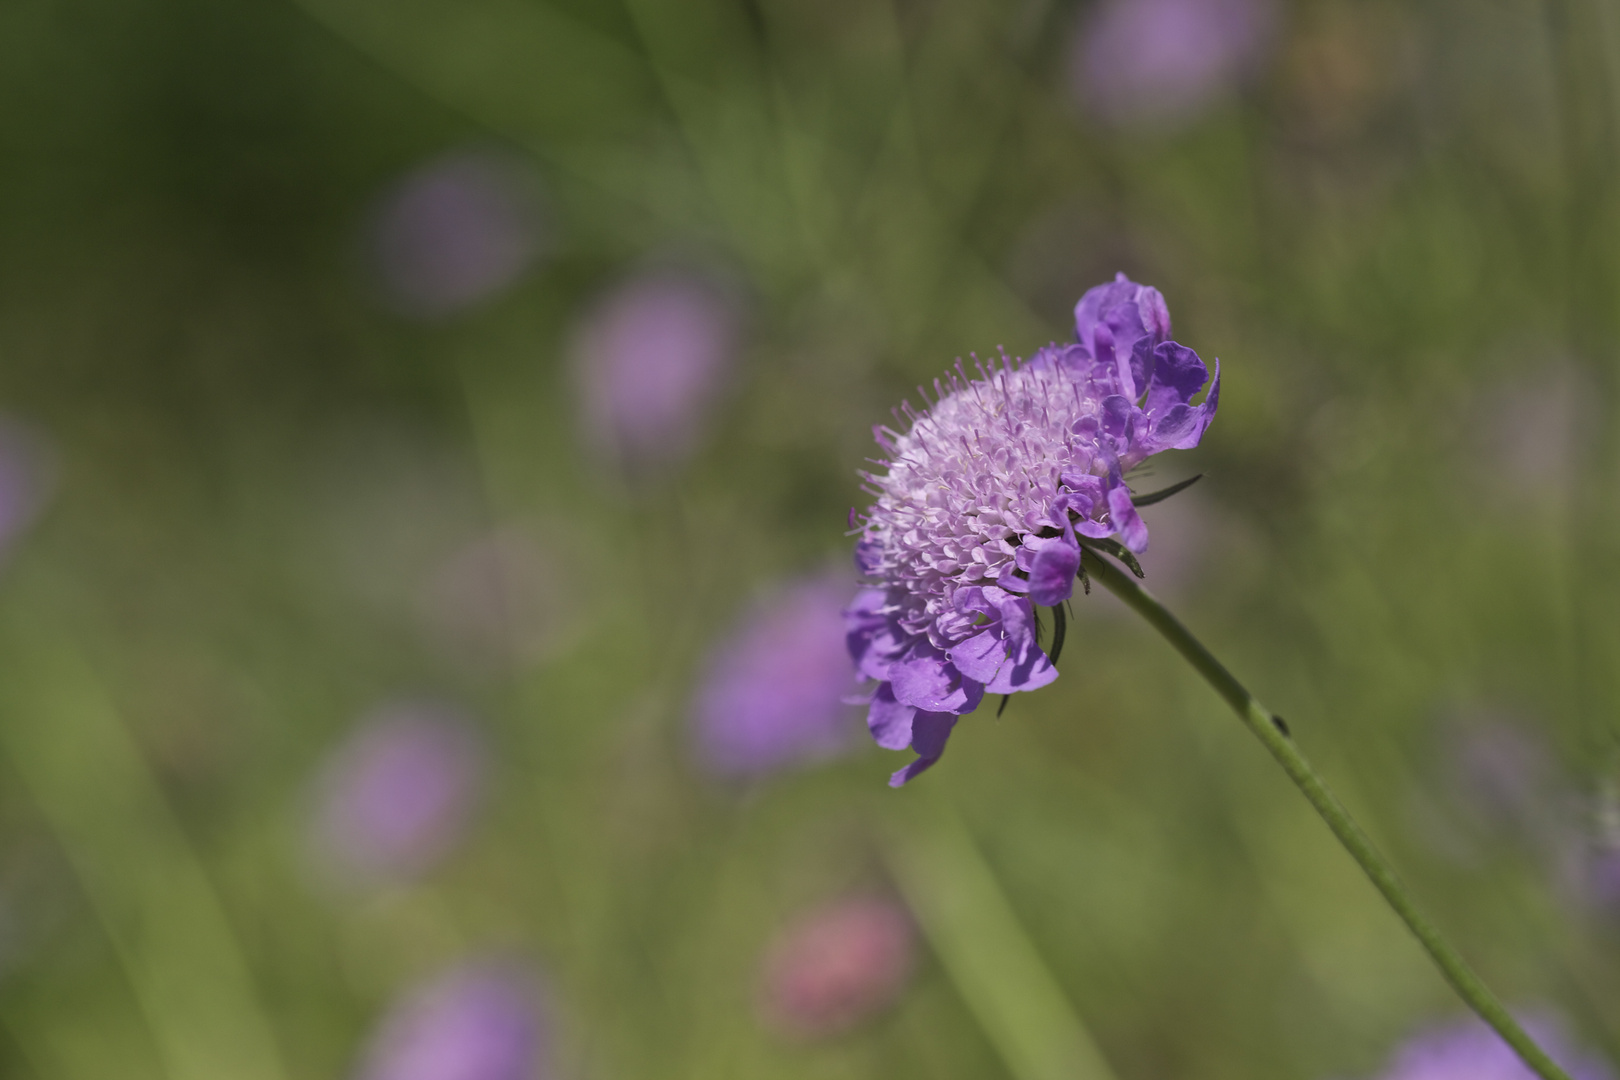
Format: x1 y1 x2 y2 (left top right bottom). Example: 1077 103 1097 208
0 0 1619 1078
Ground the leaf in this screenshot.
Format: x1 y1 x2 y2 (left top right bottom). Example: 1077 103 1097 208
1130 473 1202 508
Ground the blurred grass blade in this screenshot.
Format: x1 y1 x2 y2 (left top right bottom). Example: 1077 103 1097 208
0 616 287 1080
884 793 1121 1080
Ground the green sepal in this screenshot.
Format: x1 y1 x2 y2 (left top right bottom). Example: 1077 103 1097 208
1078 536 1145 578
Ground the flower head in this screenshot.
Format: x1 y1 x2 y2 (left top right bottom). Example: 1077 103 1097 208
1072 0 1277 130
356 959 548 1080
847 274 1218 784
757 897 916 1040
1373 1014 1612 1080
692 574 861 777
309 702 486 888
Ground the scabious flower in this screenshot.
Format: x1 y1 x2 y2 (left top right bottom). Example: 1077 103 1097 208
309 702 486 889
846 274 1218 785
368 149 546 319
572 270 739 471
692 574 861 777
1371 1014 1612 1080
356 960 548 1080
1071 0 1277 130
757 897 916 1040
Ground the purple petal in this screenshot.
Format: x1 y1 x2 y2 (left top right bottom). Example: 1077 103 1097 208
888 712 959 788
1107 479 1150 553
951 585 997 615
996 564 1031 593
866 684 917 751
1074 274 1171 366
844 589 905 681
1026 532 1081 606
1142 359 1219 453
889 643 984 714
1100 394 1136 446
948 627 1009 684
983 595 1058 694
1143 341 1208 413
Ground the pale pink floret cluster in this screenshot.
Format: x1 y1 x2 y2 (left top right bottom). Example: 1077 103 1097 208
859 356 1116 648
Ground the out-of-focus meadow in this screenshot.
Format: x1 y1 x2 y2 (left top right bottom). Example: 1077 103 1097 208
1 0 1619 1077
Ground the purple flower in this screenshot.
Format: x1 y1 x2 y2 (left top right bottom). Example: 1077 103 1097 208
309 702 486 888
572 270 739 470
757 897 916 1040
1071 0 1277 129
368 150 546 319
1372 1014 1612 1080
848 274 1218 784
356 960 547 1080
692 574 862 777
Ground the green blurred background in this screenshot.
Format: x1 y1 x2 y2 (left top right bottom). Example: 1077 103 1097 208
1 0 1619 1077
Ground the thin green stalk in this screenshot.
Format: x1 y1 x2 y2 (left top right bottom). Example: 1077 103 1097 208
1079 547 1572 1080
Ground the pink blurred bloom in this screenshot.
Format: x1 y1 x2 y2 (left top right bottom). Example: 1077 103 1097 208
757 897 917 1040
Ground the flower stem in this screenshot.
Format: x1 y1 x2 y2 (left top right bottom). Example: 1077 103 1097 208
1079 547 1573 1080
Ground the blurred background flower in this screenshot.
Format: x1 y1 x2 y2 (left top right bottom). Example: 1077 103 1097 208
691 572 861 778
756 896 917 1041
1370 1013 1612 1080
308 701 487 891
571 268 742 473
356 959 549 1080
367 149 547 319
1070 0 1278 129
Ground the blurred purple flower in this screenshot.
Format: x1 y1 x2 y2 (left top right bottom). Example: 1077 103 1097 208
692 574 861 777
848 274 1218 784
757 897 916 1041
310 702 486 888
368 150 546 319
572 270 739 470
357 960 547 1080
1071 0 1277 129
1372 1014 1611 1080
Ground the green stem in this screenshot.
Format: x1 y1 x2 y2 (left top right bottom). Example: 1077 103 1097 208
1079 547 1572 1080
